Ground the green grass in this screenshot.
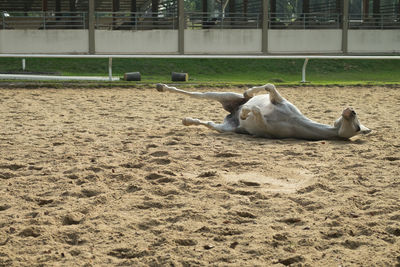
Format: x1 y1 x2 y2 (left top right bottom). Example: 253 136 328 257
1 57 400 86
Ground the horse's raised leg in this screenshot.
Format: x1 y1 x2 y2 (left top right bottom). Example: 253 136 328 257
243 84 271 98
156 83 246 113
263 83 285 104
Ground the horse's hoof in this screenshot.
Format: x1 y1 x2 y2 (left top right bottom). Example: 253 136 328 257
182 117 194 126
156 83 166 92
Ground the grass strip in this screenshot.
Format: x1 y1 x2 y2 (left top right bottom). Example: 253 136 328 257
0 57 399 87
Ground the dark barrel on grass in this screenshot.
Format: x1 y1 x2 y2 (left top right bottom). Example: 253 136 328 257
171 72 188 82
124 72 141 81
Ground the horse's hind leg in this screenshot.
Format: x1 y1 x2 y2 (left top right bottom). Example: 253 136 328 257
263 84 285 104
182 117 236 133
156 83 246 113
243 83 284 104
243 84 270 98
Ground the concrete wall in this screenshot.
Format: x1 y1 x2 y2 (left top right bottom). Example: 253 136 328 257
268 30 342 53
95 30 178 54
1 29 399 54
0 30 88 53
348 30 400 53
184 29 262 54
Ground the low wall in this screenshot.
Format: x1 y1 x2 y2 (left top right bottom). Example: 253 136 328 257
348 30 400 53
0 30 88 54
184 29 262 54
0 29 399 54
95 30 178 54
268 29 342 53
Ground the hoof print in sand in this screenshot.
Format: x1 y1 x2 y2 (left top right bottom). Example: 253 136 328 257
62 212 84 225
198 171 218 178
61 231 86 246
152 158 171 165
36 199 54 206
236 211 257 219
175 239 197 246
126 184 142 193
19 227 40 238
276 255 305 266
145 173 164 181
121 162 144 169
215 152 239 158
156 177 176 184
108 248 153 259
0 172 15 179
279 217 303 225
145 173 175 184
149 151 171 165
0 163 26 171
150 151 169 157
0 204 11 211
81 188 103 198
342 239 367 250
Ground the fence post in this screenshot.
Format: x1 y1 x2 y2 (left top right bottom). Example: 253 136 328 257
89 0 95 54
262 0 269 54
342 0 349 54
43 12 46 29
135 14 137 30
301 58 309 83
22 59 26 71
178 0 184 54
108 57 113 81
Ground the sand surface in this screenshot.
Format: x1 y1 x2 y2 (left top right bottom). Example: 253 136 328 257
0 86 399 266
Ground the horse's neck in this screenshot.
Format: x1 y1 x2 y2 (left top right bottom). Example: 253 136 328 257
294 117 339 140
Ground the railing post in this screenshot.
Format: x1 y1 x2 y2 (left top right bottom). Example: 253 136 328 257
108 57 113 81
22 59 26 71
178 0 184 54
262 0 269 54
43 12 46 29
135 13 137 31
342 0 349 54
89 0 95 54
301 58 309 83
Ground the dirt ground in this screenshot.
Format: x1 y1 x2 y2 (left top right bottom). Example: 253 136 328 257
0 85 399 267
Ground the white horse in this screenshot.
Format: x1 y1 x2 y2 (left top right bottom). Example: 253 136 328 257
156 83 371 140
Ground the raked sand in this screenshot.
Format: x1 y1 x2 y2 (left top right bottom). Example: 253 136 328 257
0 86 399 266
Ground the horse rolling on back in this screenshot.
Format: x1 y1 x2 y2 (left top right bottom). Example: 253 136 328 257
156 83 371 141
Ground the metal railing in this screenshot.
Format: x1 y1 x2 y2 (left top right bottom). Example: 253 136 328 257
1 12 86 29
95 12 177 30
269 13 341 29
1 11 400 30
349 13 400 29
185 12 261 29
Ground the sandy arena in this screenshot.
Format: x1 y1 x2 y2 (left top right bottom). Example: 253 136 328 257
0 86 399 266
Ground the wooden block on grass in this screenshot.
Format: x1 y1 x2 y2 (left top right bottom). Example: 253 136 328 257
124 72 141 81
171 72 188 82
